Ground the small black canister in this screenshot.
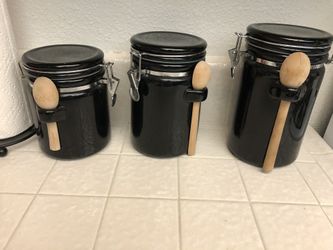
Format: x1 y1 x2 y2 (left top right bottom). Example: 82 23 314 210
128 31 208 157
228 23 333 167
22 44 119 159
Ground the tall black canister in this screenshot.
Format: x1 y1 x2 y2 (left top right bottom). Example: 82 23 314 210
228 23 333 167
128 31 208 157
22 44 119 159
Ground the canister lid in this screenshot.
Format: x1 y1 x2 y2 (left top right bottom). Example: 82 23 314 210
22 44 105 87
248 23 333 44
130 31 207 72
131 31 207 55
246 23 333 64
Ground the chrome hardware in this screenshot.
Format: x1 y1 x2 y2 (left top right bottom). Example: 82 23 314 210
104 62 120 106
228 32 247 78
142 69 189 77
28 81 98 94
21 64 102 75
127 70 140 101
255 58 278 67
23 68 105 81
247 36 332 50
18 63 25 77
128 49 142 102
23 61 120 105
255 57 324 70
58 83 98 94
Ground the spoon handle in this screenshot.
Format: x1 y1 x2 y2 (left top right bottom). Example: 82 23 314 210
46 122 61 151
188 102 201 156
263 100 290 172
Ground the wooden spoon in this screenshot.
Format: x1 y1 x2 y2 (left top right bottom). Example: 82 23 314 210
263 52 311 173
32 77 61 151
188 61 211 156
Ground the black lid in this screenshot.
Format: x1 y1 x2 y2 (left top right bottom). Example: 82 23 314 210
22 44 105 87
131 31 207 55
130 31 207 71
22 44 104 70
248 23 333 44
246 23 333 64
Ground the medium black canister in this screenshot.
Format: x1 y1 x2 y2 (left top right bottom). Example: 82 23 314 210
22 44 119 159
228 23 333 167
128 31 208 157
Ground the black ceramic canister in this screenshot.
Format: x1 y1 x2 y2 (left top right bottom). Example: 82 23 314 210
22 44 119 159
228 23 333 167
128 31 208 157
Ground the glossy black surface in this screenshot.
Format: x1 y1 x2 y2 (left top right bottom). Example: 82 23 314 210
131 31 207 72
228 59 325 167
248 23 333 42
38 84 110 159
23 45 111 159
22 44 105 87
22 44 104 70
131 31 207 55
130 31 207 157
131 75 192 157
246 24 333 65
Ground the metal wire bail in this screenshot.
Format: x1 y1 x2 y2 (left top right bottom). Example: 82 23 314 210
104 62 120 106
128 49 142 102
228 32 247 78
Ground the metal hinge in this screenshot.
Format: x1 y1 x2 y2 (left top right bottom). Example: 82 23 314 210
127 49 142 102
228 32 247 78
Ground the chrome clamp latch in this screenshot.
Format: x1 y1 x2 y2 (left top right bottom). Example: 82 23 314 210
228 32 247 78
128 49 142 102
104 62 120 106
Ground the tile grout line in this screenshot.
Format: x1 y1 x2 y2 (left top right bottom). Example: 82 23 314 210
235 162 268 250
250 200 319 207
177 157 183 250
0 191 178 200
91 131 127 250
119 152 235 160
36 161 59 195
180 198 248 203
292 164 319 205
312 156 333 186
118 124 129 155
0 192 325 206
180 155 235 160
180 198 320 206
119 123 130 155
91 152 122 250
0 192 36 196
3 160 58 250
295 164 333 228
96 152 122 156
294 165 320 206
321 206 333 227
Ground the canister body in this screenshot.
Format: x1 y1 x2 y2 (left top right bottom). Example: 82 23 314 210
22 44 118 159
227 23 332 167
228 58 325 167
131 75 192 157
38 83 110 159
128 31 207 157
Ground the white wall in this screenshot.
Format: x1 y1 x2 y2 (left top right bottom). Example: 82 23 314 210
7 0 333 134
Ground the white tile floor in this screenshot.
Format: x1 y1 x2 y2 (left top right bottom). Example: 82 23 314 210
1 125 333 250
